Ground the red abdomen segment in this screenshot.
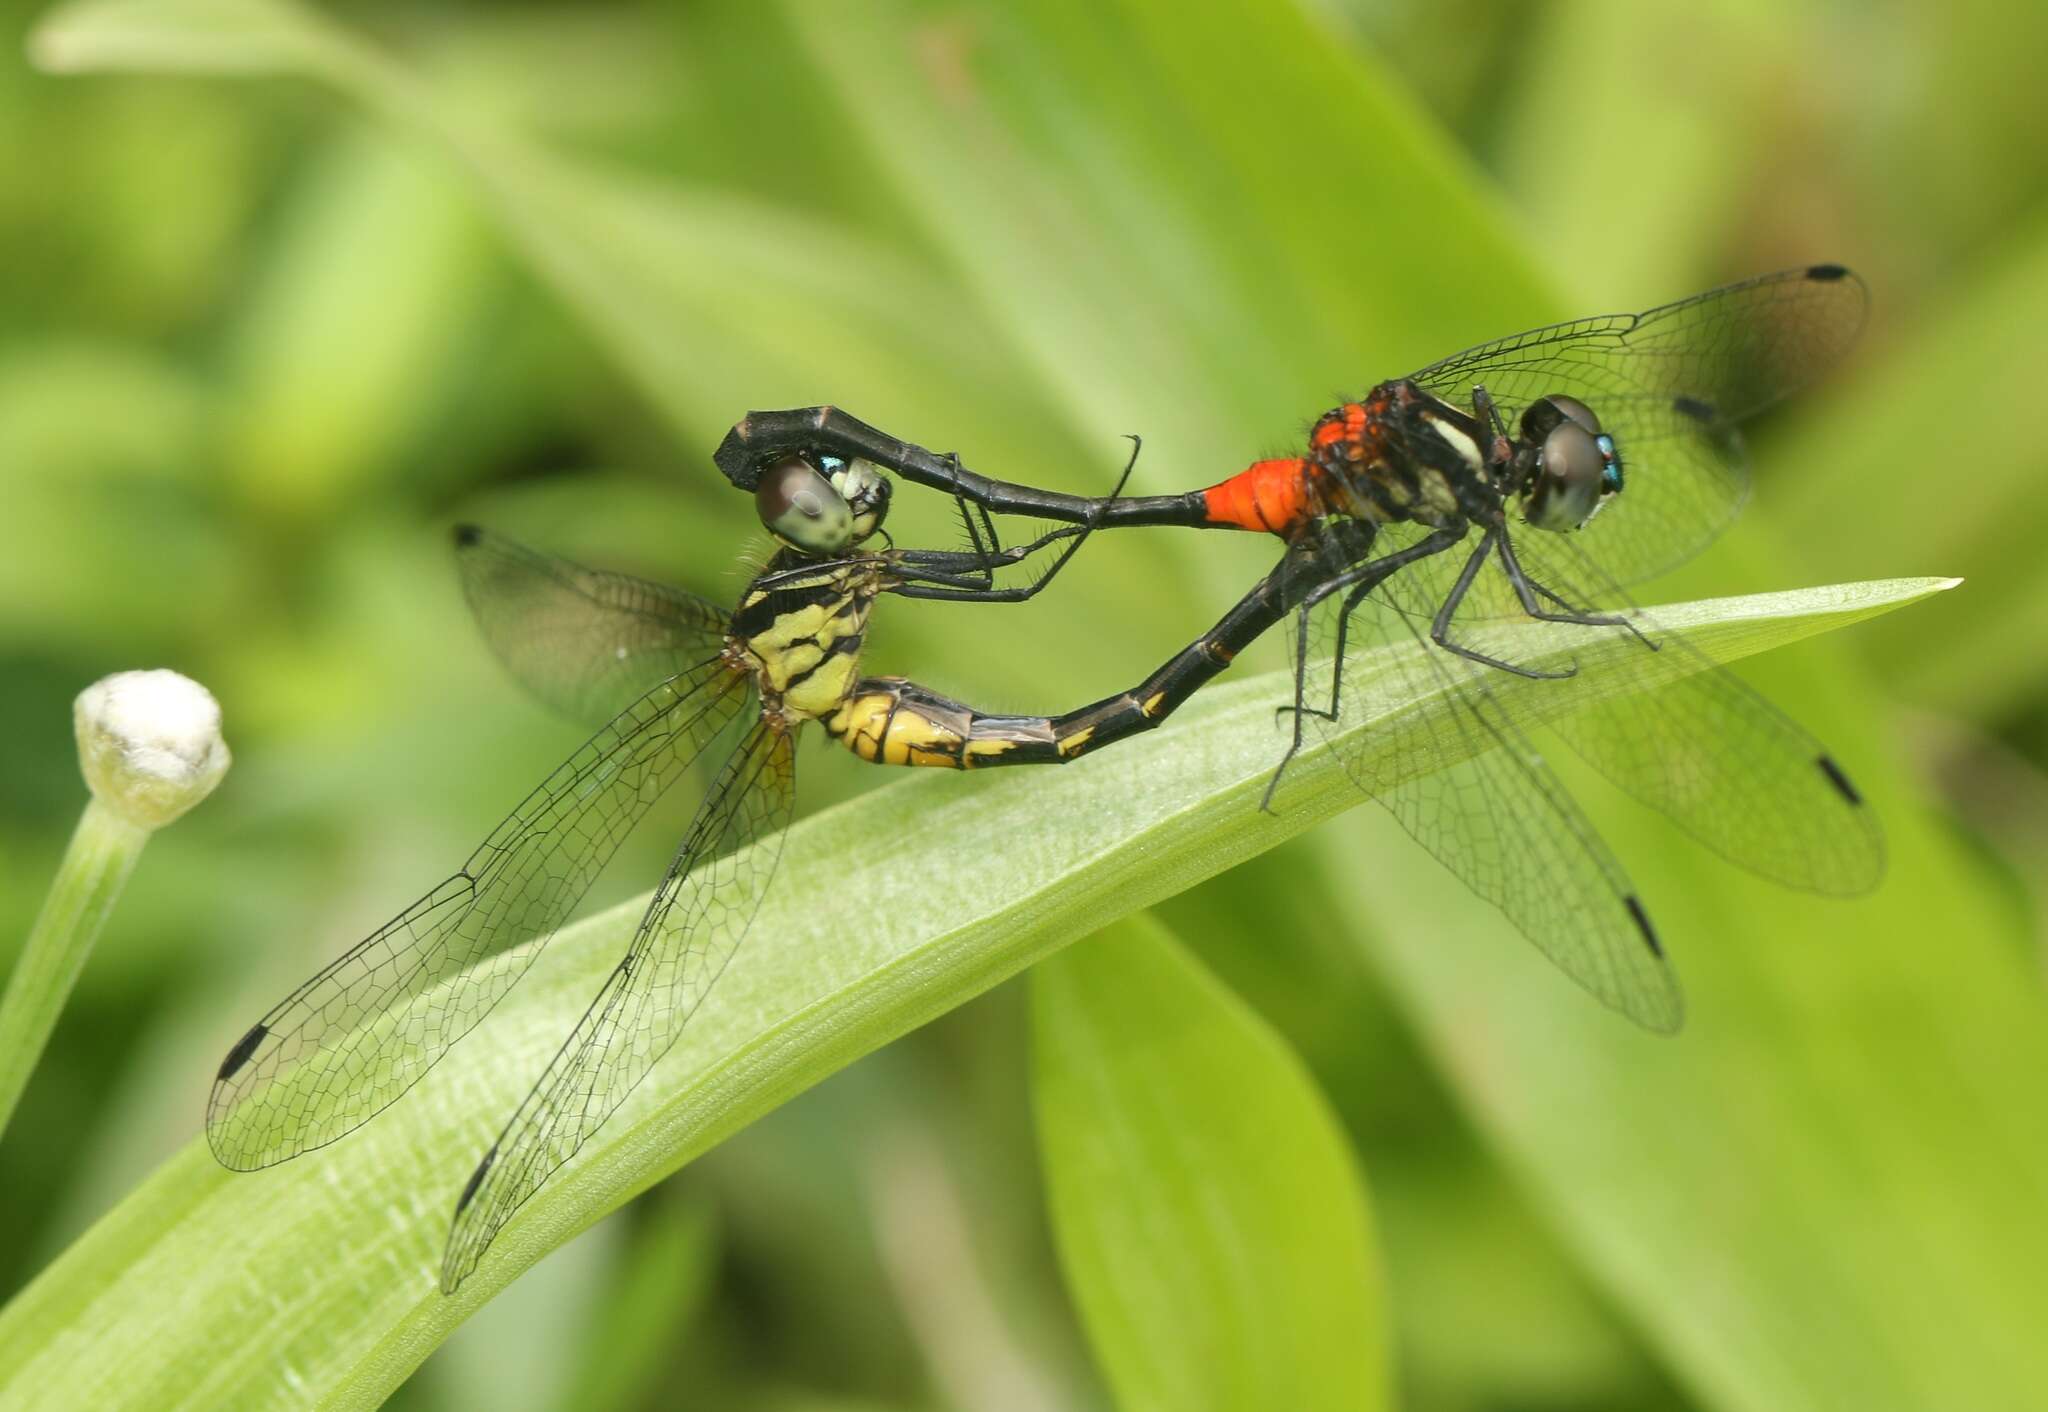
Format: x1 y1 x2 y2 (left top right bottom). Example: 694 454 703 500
1201 457 1313 533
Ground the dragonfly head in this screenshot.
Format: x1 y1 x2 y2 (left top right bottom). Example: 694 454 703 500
1517 394 1622 532
756 452 893 553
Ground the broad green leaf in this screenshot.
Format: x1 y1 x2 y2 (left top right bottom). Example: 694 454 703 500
1031 914 1387 1412
0 580 1940 1408
1156 844 1680 1409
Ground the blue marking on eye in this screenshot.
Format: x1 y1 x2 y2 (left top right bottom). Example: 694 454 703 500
1597 435 1623 493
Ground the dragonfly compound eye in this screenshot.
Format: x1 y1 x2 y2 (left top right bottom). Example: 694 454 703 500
1546 394 1603 435
1518 392 1603 441
1525 420 1612 531
757 455 856 552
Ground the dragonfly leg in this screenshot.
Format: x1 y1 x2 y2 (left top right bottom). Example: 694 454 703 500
1258 525 1467 809
886 436 1141 604
1271 520 1459 732
1430 528 1577 679
1492 530 1658 650
1261 598 1339 814
1255 598 1329 814
1468 384 1521 489
940 453 1007 594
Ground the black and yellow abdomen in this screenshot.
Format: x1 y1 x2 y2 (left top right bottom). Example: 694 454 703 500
827 679 1062 768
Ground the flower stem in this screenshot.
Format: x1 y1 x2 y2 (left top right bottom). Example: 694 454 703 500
0 798 151 1142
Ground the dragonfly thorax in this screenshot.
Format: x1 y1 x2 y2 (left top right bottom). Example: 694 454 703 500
1307 381 1501 531
730 552 883 722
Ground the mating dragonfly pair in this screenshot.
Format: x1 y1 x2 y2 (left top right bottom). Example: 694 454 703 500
209 265 1883 1291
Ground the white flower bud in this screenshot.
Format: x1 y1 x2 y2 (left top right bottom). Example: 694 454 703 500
73 670 231 830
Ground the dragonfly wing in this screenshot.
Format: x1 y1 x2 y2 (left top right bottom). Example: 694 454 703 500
455 525 732 728
1408 266 1868 424
1544 663 1885 896
440 715 796 1292
1406 266 1867 587
1301 570 1683 1032
207 658 751 1171
1498 533 1886 894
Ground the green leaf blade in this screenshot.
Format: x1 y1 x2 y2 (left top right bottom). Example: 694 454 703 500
1031 914 1388 1412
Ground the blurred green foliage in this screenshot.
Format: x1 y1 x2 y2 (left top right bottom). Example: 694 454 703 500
0 1 2043 1409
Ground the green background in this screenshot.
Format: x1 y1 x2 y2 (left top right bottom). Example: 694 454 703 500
0 1 2042 1409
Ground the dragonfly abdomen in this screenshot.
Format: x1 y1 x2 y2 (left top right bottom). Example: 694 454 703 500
830 567 1292 771
1199 456 1319 533
828 679 1060 767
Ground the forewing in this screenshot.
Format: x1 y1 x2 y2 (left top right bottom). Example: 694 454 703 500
1407 266 1867 586
440 716 796 1291
1298 554 1683 1032
456 526 732 728
207 658 750 1171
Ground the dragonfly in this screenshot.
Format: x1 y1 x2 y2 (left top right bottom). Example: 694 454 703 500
712 266 1887 1034
207 449 1134 1292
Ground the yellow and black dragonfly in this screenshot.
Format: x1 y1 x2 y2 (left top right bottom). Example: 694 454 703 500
207 450 1132 1291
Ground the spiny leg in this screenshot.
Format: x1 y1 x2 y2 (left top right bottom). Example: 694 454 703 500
937 451 1008 595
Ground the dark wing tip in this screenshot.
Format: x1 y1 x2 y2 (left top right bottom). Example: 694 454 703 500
454 1144 497 1216
1805 263 1851 282
1623 894 1665 959
1672 395 1719 423
1619 896 1688 1035
452 523 483 549
216 1022 268 1082
1817 753 1865 806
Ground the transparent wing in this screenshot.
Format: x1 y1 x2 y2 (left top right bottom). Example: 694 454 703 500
207 658 751 1171
1503 532 1884 895
1407 265 1867 586
440 716 796 1292
1543 664 1884 896
455 525 732 728
1296 542 1683 1032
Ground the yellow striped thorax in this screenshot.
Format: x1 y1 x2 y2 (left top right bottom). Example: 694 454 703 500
729 552 887 722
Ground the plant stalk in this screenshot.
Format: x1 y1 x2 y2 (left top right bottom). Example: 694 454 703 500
0 798 150 1142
